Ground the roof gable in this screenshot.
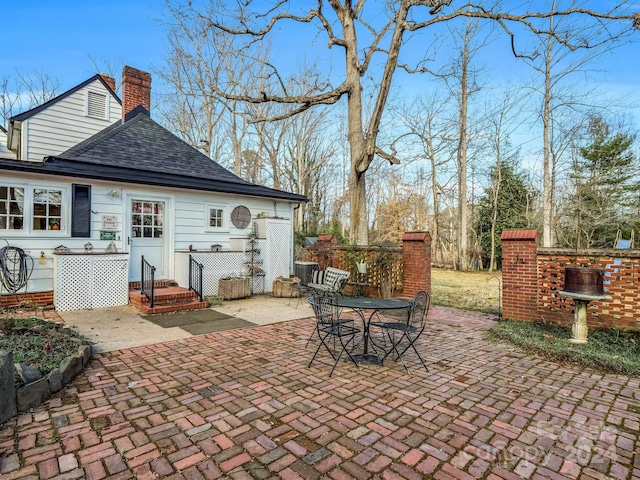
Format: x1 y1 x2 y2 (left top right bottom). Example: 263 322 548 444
10 74 121 122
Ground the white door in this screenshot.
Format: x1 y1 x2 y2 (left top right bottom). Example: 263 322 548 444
129 199 167 281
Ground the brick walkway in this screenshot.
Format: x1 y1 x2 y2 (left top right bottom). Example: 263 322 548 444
1 307 639 479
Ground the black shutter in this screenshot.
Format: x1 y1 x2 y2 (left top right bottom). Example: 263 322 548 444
71 184 91 237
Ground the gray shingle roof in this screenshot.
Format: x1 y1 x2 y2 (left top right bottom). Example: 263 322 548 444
0 108 306 203
59 108 248 185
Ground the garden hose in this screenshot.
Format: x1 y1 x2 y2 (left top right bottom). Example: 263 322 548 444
0 241 34 294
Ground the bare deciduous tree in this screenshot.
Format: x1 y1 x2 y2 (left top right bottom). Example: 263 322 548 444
162 0 638 245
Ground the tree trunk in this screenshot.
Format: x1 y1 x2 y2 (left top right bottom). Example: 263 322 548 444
542 14 554 248
457 35 470 271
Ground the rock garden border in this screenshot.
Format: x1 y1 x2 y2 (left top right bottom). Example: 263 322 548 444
0 344 92 425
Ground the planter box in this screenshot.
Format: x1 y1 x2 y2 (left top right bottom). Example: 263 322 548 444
272 276 301 298
218 277 251 300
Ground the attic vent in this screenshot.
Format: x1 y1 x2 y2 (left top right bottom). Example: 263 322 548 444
87 91 107 119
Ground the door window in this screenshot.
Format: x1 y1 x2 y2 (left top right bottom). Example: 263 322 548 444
132 201 164 238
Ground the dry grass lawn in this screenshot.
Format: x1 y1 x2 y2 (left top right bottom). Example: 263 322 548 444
431 268 502 315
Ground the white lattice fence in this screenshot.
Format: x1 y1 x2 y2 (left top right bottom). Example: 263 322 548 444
54 254 129 311
177 251 246 296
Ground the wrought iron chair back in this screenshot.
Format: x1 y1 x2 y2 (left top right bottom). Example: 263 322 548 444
308 295 361 376
368 290 430 376
408 290 430 333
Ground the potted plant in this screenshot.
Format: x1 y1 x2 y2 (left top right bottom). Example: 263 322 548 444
49 219 60 230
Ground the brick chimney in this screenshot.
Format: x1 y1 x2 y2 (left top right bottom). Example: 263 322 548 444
99 73 116 93
121 66 151 120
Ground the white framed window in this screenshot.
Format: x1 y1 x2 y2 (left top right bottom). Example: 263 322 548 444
205 204 228 232
0 183 67 235
86 90 108 119
32 188 63 231
0 185 24 230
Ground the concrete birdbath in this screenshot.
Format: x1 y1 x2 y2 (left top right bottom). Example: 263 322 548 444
557 268 611 344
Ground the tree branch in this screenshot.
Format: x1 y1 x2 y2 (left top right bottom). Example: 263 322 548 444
374 146 401 165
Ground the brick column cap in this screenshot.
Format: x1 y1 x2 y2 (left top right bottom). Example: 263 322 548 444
317 234 335 243
402 231 431 242
501 229 538 241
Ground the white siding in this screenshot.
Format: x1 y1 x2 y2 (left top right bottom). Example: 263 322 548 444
1 171 298 295
1 173 129 293
22 79 121 162
173 192 281 251
0 129 16 159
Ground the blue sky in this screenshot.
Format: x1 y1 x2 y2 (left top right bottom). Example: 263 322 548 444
2 0 167 88
3 0 639 134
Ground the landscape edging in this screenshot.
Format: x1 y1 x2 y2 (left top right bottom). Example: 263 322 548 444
0 344 92 424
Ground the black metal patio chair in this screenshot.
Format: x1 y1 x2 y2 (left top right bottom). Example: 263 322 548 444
368 290 430 376
307 295 361 376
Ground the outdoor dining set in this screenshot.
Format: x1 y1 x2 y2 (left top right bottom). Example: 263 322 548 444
303 267 430 377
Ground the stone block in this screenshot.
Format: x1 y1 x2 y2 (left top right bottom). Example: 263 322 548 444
60 355 83 385
79 345 92 367
15 363 43 385
0 350 17 424
48 368 63 393
272 277 301 298
17 377 49 412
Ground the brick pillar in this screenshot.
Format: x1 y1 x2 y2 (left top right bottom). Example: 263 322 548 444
402 232 432 297
315 234 337 270
501 229 538 321
122 66 151 120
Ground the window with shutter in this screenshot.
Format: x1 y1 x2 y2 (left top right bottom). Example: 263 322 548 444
87 91 107 119
72 184 91 237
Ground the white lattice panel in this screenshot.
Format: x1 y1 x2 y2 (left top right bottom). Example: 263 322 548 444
264 219 292 290
54 256 92 311
54 254 129 311
182 252 245 296
92 258 130 308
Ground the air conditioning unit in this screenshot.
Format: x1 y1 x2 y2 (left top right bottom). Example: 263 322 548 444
295 261 319 285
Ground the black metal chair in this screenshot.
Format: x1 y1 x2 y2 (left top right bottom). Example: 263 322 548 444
368 290 430 376
308 295 361 376
305 295 353 347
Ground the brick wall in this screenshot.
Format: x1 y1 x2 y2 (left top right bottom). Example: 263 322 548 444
0 291 54 308
538 249 640 329
502 229 640 330
300 232 431 297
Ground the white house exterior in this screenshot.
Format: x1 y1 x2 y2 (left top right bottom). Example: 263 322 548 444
0 67 306 309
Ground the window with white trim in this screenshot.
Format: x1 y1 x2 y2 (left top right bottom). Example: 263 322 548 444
33 188 63 231
0 186 24 230
205 205 228 232
86 90 108 119
0 183 67 234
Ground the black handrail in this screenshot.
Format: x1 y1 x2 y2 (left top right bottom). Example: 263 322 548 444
189 255 204 301
141 255 156 308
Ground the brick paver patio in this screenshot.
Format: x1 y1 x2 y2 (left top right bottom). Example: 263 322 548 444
1 306 639 479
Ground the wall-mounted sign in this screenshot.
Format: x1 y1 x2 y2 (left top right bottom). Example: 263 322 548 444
100 230 117 241
101 215 117 230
